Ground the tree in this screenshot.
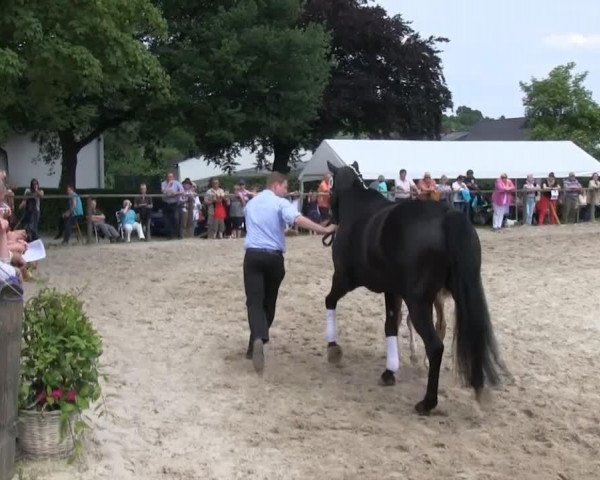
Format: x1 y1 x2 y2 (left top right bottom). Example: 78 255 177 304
0 0 170 188
442 106 487 133
520 63 600 159
153 0 331 173
301 0 453 146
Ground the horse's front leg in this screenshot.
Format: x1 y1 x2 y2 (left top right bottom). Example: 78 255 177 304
407 315 419 366
325 272 349 364
380 293 402 386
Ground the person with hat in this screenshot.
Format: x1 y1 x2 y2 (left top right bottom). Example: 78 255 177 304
244 172 337 374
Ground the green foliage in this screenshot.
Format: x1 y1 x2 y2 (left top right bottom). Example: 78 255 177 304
0 0 171 187
154 0 331 172
19 288 103 413
103 123 197 187
442 106 488 133
301 0 452 145
520 63 600 159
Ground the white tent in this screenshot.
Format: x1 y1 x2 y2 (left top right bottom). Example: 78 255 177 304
299 139 600 184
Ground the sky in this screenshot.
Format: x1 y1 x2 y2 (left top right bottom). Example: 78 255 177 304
375 0 600 118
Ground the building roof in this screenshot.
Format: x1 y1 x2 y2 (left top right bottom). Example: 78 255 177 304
299 139 600 182
453 117 529 141
441 131 469 141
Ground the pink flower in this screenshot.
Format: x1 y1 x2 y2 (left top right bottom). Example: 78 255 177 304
66 388 76 403
52 388 64 400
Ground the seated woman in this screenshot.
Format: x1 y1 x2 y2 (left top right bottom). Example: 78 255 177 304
119 200 145 242
417 172 439 201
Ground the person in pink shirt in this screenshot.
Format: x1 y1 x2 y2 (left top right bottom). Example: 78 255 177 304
491 173 515 231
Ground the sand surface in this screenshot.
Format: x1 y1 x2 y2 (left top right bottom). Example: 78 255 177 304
18 224 600 479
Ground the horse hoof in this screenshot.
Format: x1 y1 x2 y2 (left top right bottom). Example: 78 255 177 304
327 343 343 364
379 369 396 386
414 398 437 415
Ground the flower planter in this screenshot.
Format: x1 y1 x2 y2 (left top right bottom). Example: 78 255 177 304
17 409 78 459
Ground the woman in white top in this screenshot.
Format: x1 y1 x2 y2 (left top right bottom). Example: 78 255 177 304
394 169 419 202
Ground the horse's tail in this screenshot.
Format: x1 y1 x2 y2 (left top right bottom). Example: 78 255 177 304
444 210 505 393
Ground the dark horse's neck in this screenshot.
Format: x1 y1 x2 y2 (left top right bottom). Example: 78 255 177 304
338 188 392 223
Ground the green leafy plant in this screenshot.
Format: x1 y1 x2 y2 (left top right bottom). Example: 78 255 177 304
19 288 103 459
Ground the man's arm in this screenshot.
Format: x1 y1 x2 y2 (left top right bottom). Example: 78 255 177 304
294 215 336 235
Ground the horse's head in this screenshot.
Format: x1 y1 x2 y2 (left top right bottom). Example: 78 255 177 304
326 161 368 223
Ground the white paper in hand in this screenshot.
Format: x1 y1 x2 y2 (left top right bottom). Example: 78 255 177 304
22 239 46 263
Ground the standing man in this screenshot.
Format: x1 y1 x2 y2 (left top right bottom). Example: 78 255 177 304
134 183 153 236
161 172 184 239
243 172 337 374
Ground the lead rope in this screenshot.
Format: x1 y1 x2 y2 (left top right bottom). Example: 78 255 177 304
322 220 336 247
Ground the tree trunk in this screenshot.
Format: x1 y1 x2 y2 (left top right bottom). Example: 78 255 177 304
272 140 294 174
58 130 79 190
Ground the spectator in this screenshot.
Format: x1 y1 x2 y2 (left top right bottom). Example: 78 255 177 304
19 178 43 241
205 177 228 239
452 175 470 216
522 174 539 226
491 173 515 231
0 182 11 221
134 183 153 235
229 184 246 239
161 172 184 240
537 173 561 225
587 172 600 222
0 218 25 285
304 191 320 233
394 169 418 202
464 169 481 223
376 175 388 197
90 198 120 242
562 172 582 223
417 172 439 201
436 175 452 205
317 173 332 224
180 178 200 233
239 179 255 203
119 200 145 242
57 185 83 244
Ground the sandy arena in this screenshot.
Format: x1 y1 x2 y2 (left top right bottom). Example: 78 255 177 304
20 224 600 480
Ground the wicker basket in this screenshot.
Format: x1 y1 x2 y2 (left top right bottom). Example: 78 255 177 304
17 409 78 459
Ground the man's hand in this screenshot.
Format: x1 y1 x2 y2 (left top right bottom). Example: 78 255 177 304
322 223 337 235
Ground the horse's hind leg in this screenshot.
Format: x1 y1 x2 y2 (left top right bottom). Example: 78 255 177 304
325 272 350 364
406 300 444 415
380 293 402 386
434 292 446 341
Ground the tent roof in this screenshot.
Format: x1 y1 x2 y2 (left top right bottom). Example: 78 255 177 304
299 139 600 182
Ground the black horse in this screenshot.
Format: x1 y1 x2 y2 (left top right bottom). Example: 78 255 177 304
324 161 505 415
